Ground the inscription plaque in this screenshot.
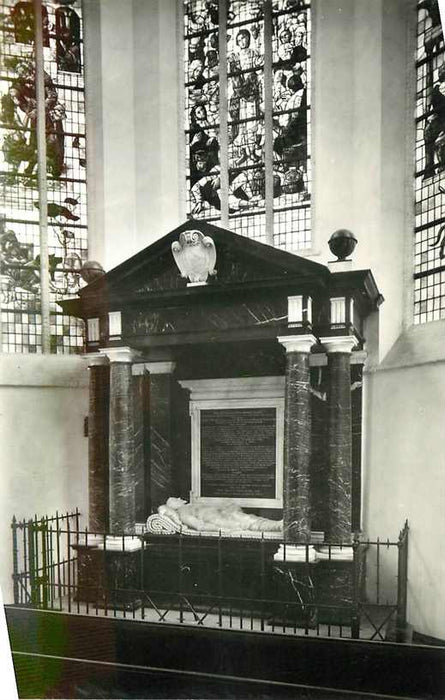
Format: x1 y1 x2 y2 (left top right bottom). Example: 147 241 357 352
200 407 276 498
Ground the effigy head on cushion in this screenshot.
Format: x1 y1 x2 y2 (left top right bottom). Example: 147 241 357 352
166 497 188 509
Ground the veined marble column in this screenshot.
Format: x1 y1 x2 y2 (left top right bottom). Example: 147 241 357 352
320 336 358 543
278 335 317 542
85 353 110 533
101 347 139 534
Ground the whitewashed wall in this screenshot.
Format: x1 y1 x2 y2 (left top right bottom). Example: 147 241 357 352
84 0 182 271
0 356 88 603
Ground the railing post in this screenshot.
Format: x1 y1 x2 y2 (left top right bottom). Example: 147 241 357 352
40 517 48 610
11 516 19 604
396 520 409 642
351 531 361 639
178 531 183 623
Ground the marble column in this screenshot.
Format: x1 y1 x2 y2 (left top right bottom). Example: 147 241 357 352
320 336 358 543
85 353 110 533
101 347 139 534
278 335 317 542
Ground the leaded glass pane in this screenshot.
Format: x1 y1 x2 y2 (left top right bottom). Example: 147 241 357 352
227 2 265 234
272 0 311 250
414 0 445 323
185 0 221 221
0 0 87 353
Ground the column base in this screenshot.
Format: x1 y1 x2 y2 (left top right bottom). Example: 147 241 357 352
273 545 318 563
316 545 354 561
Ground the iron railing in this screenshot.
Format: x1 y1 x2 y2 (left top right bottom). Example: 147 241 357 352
11 511 409 642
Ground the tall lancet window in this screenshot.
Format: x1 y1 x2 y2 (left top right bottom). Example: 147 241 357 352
414 0 445 323
184 0 311 251
0 0 88 353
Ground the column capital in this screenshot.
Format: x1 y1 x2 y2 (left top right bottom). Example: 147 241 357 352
83 352 109 368
278 334 317 354
100 347 141 364
132 361 176 376
319 336 358 354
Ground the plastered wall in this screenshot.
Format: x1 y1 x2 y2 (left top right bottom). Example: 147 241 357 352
83 0 182 272
0 356 88 603
363 358 445 640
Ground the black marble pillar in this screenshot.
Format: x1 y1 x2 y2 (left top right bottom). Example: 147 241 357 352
87 358 110 532
324 343 356 542
108 353 136 533
279 336 316 542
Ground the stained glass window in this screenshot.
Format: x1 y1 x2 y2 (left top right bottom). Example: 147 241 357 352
184 0 311 251
414 0 445 323
0 0 87 353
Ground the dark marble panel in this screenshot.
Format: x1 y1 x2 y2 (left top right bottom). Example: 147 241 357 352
325 353 353 542
148 374 174 513
176 340 285 380
75 546 141 610
88 364 110 533
141 373 152 519
171 382 192 500
133 375 145 523
109 363 136 533
124 297 287 337
283 351 312 542
313 560 356 626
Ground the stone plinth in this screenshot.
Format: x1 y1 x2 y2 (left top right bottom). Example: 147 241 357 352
74 537 142 611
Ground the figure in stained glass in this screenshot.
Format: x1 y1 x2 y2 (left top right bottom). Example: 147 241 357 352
8 60 66 179
275 27 307 71
190 165 221 214
191 165 284 215
423 64 445 178
189 109 219 187
55 6 81 73
273 72 307 166
229 29 264 166
11 1 49 45
418 0 442 59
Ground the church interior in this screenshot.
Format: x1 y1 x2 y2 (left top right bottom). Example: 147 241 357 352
1 0 445 698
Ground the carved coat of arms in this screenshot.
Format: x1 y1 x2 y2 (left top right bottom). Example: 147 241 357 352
171 230 217 285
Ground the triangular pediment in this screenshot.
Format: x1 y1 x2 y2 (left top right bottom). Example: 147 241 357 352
79 220 329 304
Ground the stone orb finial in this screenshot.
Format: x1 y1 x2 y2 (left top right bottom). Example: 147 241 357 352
80 260 105 284
328 229 358 261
